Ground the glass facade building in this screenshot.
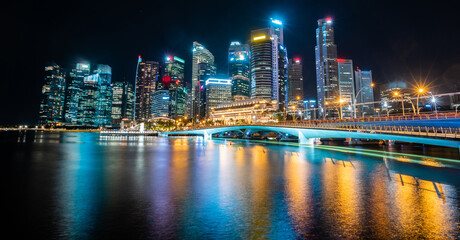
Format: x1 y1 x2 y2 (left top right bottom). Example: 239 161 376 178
231 75 250 99
151 90 170 118
315 17 339 119
287 58 304 103
164 56 186 119
39 62 66 124
228 41 250 79
135 57 159 121
191 42 215 119
355 69 375 117
205 78 232 118
65 63 90 124
337 59 355 118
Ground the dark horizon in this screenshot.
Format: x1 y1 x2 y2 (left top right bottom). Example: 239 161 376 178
3 0 459 125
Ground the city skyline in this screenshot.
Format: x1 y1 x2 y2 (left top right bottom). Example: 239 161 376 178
3 0 460 124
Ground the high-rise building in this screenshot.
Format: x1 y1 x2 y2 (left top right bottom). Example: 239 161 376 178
94 64 112 127
250 18 287 109
231 75 250 100
111 82 124 126
228 41 250 79
164 56 186 119
65 63 90 124
192 42 215 119
124 82 135 120
39 62 66 124
135 56 159 121
151 90 170 118
205 78 232 118
77 73 99 126
355 69 375 117
315 17 339 119
287 58 304 103
337 59 355 119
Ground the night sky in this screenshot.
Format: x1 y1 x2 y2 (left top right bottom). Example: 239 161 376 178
3 0 459 125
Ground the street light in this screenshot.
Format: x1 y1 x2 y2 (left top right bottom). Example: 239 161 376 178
393 92 405 116
416 88 425 114
429 92 438 117
383 101 389 117
338 98 345 119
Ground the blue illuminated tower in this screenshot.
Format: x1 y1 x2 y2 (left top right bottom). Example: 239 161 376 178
65 63 90 124
337 59 355 118
164 56 186 119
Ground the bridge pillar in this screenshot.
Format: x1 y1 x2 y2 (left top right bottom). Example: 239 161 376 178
298 131 314 145
203 131 212 141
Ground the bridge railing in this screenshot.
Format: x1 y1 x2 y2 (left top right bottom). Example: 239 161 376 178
172 122 460 140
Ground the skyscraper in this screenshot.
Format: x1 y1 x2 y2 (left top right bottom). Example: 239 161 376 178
65 63 90 124
164 56 186 119
355 69 375 117
135 56 159 121
39 62 66 124
124 82 135 120
337 59 355 119
111 82 124 126
250 18 287 109
315 17 339 119
77 73 99 126
191 42 215 119
151 90 170 118
287 58 304 104
231 75 250 100
94 64 112 127
205 78 232 118
228 41 250 79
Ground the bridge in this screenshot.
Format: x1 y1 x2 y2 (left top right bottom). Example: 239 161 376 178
161 122 460 151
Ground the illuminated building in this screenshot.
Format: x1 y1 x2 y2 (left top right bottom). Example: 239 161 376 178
111 82 124 126
65 63 90 124
250 18 287 109
134 56 159 121
192 42 215 119
39 62 66 124
151 90 170 118
337 59 355 118
228 41 250 79
303 99 317 120
231 75 250 100
315 17 339 119
210 98 278 124
164 56 186 119
287 58 304 104
205 78 233 118
124 82 135 120
380 81 411 115
77 64 112 127
355 69 375 117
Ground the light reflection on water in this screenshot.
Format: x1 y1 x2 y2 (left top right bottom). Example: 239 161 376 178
4 131 460 239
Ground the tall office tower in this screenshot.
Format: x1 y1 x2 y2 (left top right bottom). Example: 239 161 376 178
94 64 112 127
164 56 186 119
250 18 287 109
355 69 375 117
287 58 304 104
39 62 67 124
231 75 250 100
65 63 90 124
151 90 170 118
228 41 250 78
315 17 339 119
111 82 124 126
124 83 135 120
337 59 355 119
205 78 232 118
191 42 215 119
77 73 99 126
134 56 159 121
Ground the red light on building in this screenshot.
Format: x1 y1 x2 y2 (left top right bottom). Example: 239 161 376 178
163 76 171 87
326 17 332 23
175 80 180 85
295 58 301 63
337 58 346 63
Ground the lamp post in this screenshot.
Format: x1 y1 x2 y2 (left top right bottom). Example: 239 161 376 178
383 101 389 117
393 92 405 116
429 92 438 117
416 88 424 114
338 98 345 119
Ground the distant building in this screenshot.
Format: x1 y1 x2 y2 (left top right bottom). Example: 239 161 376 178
355 69 375 117
124 82 135 120
192 42 215 119
228 41 250 79
210 98 278 124
164 56 186 119
231 75 250 100
39 62 66 124
380 81 412 115
205 78 232 118
337 59 355 118
65 63 90 124
151 90 170 118
111 82 124 126
135 57 159 121
303 99 317 120
287 58 304 106
315 17 339 119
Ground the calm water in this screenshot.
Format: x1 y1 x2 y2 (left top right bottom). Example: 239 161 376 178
4 131 460 239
